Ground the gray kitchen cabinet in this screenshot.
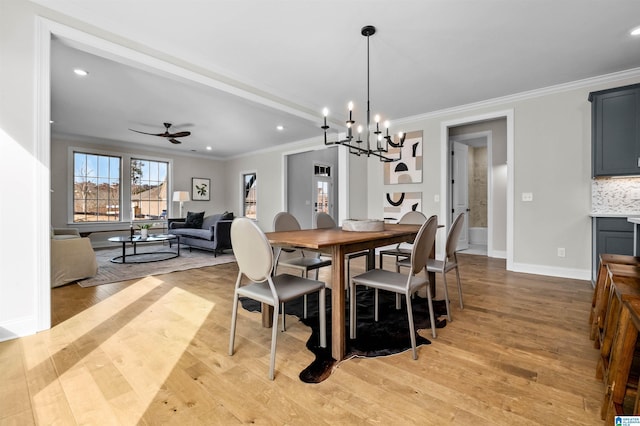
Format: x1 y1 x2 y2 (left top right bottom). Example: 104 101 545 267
589 83 640 177
592 217 635 281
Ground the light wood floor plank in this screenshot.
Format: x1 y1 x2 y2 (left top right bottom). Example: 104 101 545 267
0 254 606 425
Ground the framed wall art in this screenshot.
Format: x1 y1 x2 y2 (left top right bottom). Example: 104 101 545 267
192 177 210 201
383 191 422 222
383 130 423 184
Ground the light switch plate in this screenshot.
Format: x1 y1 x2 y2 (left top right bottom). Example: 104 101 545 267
522 192 533 202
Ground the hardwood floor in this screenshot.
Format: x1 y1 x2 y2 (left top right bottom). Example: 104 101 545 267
1 254 604 425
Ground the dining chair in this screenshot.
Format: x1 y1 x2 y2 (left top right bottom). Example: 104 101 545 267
397 212 464 323
426 212 465 310
378 210 428 309
378 210 428 271
350 214 439 359
229 217 327 380
315 212 369 294
273 212 331 330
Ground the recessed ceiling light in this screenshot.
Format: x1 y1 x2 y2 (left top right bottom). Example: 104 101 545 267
276 125 284 131
206 146 212 150
73 68 88 76
631 26 640 36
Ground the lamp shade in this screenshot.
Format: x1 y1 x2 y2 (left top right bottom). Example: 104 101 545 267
173 191 190 202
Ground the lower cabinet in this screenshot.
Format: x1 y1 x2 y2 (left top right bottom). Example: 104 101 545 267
593 217 635 282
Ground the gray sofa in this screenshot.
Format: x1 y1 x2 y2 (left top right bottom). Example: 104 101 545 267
168 213 233 256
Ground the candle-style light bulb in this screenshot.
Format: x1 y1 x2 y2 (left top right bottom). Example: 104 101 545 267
348 101 353 122
384 120 390 136
322 108 329 127
374 114 380 132
357 125 363 142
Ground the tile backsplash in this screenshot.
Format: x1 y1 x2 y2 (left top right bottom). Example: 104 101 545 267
592 177 640 213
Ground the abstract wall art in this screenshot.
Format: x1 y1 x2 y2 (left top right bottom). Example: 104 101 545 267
383 192 422 222
383 130 423 184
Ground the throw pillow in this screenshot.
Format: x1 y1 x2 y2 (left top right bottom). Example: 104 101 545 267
222 211 234 220
184 211 205 228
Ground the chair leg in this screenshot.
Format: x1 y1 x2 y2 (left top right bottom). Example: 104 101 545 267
350 282 357 339
405 291 418 360
269 302 280 380
426 284 437 338
303 295 308 319
319 288 327 347
281 302 286 331
441 272 452 322
374 288 379 322
455 266 463 309
229 293 240 355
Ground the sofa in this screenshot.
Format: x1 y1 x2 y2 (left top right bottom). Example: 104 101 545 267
168 212 233 256
51 228 98 288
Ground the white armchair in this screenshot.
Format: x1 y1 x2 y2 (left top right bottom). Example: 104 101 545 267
51 228 98 288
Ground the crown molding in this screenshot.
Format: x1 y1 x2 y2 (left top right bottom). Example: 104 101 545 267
393 67 640 126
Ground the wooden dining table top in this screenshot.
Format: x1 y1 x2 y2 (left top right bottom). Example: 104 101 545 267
265 223 422 252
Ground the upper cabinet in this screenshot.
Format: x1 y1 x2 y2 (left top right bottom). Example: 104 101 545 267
590 83 640 177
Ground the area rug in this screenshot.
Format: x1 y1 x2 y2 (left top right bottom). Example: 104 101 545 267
77 246 236 287
241 288 447 383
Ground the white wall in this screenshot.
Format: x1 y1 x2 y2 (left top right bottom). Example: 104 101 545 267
1 0 45 339
366 75 640 279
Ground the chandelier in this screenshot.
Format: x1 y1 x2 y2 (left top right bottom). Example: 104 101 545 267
321 25 405 162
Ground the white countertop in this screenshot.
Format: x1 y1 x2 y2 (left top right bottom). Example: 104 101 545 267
590 212 640 218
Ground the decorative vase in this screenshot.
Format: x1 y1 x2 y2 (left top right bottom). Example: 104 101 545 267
141 228 148 238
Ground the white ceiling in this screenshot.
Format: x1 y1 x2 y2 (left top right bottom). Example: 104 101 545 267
40 0 640 158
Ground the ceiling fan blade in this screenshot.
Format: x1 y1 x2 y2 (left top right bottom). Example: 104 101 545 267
129 128 166 137
167 131 191 138
168 138 182 144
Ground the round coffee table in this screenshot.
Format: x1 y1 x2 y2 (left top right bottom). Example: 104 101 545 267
108 234 180 264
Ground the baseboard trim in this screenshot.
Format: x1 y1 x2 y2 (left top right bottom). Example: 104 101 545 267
0 317 37 342
510 262 591 281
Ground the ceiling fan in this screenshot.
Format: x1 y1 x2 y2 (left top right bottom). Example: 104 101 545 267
129 122 190 144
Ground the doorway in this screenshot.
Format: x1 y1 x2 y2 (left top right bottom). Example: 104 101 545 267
450 132 491 256
441 113 512 262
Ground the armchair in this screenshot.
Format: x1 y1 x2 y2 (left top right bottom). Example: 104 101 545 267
51 228 98 288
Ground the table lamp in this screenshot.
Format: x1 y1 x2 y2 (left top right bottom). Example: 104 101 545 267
172 191 190 218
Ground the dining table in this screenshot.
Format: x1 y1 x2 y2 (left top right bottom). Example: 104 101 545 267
265 223 431 361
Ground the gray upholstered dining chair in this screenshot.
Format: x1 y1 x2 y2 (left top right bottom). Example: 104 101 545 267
426 212 465 310
397 212 465 323
315 212 369 292
350 214 439 359
378 210 428 309
378 210 428 270
228 217 327 380
273 212 331 330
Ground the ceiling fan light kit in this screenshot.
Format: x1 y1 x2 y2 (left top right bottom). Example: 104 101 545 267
321 25 405 163
129 122 190 144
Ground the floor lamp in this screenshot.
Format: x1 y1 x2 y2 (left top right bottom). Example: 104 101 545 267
173 191 190 218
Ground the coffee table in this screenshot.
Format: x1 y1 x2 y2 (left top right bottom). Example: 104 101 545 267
108 234 180 264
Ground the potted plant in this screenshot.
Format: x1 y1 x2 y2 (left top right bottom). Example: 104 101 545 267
137 223 154 238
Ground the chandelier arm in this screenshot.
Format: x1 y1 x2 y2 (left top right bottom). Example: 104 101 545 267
320 25 405 163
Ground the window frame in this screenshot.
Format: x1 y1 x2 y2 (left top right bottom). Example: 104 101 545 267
241 171 257 220
67 146 173 229
71 151 122 224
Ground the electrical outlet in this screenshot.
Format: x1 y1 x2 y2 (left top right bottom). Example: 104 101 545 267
557 247 565 257
434 194 440 203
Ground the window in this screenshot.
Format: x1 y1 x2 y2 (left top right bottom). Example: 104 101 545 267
73 152 121 222
243 172 257 219
131 158 168 221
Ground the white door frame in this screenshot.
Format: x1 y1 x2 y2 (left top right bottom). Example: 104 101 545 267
440 110 514 269
449 131 493 254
